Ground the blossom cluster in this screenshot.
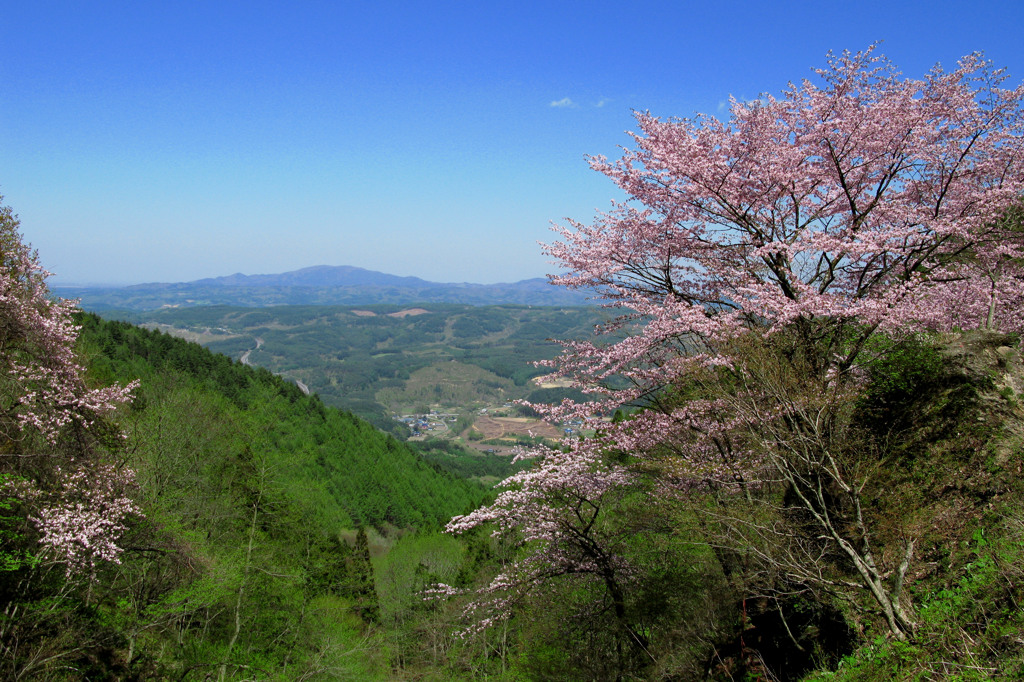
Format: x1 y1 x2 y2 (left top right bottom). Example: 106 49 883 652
28 464 141 574
0 199 141 574
0 250 137 443
536 47 1024 477
444 47 1024 636
444 442 634 632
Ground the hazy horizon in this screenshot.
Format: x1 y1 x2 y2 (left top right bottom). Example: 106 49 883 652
49 263 556 289
5 1 1024 287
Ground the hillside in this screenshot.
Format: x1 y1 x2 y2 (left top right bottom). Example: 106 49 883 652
78 314 485 529
798 331 1024 680
4 312 1023 680
3 310 503 679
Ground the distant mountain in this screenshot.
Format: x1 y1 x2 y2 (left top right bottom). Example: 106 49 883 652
192 265 436 288
55 265 595 311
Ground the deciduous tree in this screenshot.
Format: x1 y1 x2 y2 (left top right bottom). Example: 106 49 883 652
0 197 138 574
450 47 1024 643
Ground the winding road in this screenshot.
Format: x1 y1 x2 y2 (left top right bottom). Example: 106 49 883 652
239 338 310 396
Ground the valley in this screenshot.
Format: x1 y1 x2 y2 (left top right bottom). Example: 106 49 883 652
105 303 607 452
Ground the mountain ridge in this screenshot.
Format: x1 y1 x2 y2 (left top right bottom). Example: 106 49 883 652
55 264 595 310
186 264 439 288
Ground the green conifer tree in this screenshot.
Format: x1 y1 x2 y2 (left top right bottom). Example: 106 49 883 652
349 527 379 623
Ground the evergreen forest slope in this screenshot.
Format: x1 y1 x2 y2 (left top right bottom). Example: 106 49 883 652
79 314 485 529
2 313 486 680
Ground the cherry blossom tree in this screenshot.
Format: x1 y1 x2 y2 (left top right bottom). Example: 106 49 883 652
445 444 643 644
451 47 1024 642
0 197 139 575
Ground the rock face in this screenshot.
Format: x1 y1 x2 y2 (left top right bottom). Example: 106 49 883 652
936 331 1024 474
704 331 1024 681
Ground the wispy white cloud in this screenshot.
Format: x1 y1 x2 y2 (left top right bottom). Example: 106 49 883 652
595 98 610 108
549 97 576 108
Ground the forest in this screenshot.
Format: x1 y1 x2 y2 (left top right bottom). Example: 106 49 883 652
3 46 1024 681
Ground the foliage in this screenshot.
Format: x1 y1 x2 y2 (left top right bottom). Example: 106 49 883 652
0 198 144 678
411 438 530 482
0 198 138 578
443 45 1024 678
858 333 946 411
805 514 1024 681
79 313 486 529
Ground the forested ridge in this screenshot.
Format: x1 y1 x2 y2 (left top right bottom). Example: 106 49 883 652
77 314 485 530
1 302 493 679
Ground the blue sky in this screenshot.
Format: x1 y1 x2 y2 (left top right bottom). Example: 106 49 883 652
3 0 1023 286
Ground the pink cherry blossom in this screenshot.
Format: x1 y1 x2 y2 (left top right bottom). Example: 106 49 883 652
29 464 141 574
446 47 1024 637
0 199 139 573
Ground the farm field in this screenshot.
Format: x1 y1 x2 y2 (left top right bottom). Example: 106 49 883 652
471 414 564 440
106 303 605 435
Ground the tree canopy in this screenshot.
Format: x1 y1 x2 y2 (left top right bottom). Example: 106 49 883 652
0 198 138 574
448 46 1024 646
